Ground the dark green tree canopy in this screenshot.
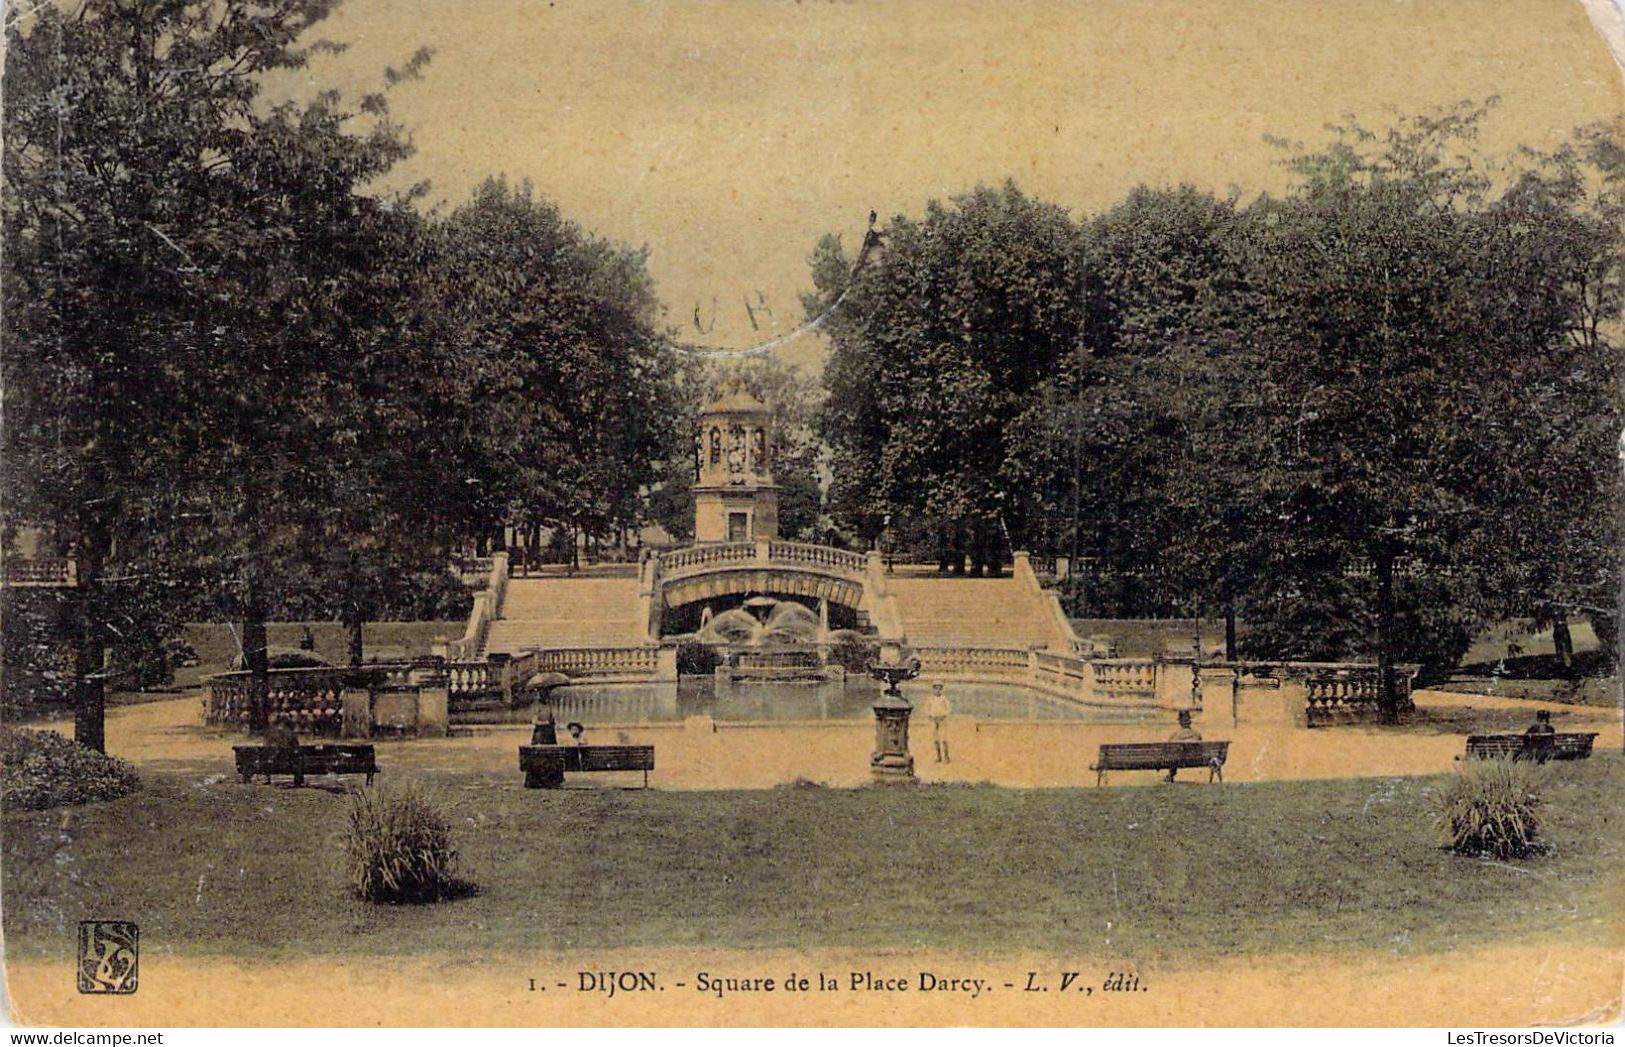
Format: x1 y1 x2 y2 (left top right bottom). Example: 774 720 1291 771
809 108 1625 679
814 183 1087 561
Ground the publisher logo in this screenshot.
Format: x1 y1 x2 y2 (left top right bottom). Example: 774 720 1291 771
77 920 138 994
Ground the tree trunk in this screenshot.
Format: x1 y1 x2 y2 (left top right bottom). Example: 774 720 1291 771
1584 610 1617 669
242 579 270 735
347 613 365 669
70 593 105 753
1374 548 1399 722
70 541 108 752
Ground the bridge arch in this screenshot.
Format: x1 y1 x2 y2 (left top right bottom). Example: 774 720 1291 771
661 568 865 612
654 541 872 616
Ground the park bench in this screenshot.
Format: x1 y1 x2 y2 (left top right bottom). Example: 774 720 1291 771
1090 741 1230 786
1461 732 1597 763
233 743 378 786
519 744 655 789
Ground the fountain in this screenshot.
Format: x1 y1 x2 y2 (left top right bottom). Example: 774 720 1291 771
867 654 921 784
691 596 840 683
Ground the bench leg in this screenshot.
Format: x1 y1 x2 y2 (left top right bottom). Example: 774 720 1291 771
365 773 374 786
643 768 649 790
1209 761 1222 784
1095 769 1105 787
525 770 564 789
293 770 305 787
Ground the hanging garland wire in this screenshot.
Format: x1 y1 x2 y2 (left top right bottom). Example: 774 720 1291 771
667 223 882 360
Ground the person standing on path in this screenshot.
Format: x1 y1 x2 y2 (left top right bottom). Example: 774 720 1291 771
922 683 952 763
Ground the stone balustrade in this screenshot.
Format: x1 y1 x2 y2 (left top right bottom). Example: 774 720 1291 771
659 541 867 579
2 556 77 587
1089 658 1160 699
660 542 758 573
446 660 501 698
1301 664 1416 724
203 667 350 733
205 661 492 732
912 646 1032 674
765 541 867 574
443 552 509 660
527 646 660 676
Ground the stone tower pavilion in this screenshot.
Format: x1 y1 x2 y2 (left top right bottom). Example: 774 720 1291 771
693 384 779 542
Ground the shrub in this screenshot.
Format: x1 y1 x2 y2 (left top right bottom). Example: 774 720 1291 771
0 727 141 810
828 635 879 674
345 783 466 903
675 640 721 676
1435 759 1545 859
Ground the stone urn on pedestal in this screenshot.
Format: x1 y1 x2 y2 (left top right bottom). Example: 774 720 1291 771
868 656 921 784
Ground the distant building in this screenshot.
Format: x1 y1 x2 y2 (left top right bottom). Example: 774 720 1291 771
692 384 779 543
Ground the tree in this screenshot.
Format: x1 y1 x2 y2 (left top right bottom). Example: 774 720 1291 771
1007 185 1264 643
436 177 683 560
812 183 1088 572
2 0 449 739
1464 124 1625 672
1241 104 1623 699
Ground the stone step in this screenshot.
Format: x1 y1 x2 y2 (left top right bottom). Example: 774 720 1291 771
487 577 646 656
887 577 1066 649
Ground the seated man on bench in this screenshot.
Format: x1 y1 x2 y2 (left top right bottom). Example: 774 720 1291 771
1165 710 1200 782
1525 709 1556 736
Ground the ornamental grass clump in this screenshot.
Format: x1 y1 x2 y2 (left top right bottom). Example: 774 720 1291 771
0 727 140 811
1435 758 1545 860
345 783 466 903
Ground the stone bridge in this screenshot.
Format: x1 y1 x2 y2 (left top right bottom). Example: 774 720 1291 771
652 540 872 612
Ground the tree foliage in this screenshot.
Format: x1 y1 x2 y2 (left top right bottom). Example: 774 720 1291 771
812 107 1625 683
2 2 687 740
436 177 681 550
813 183 1087 571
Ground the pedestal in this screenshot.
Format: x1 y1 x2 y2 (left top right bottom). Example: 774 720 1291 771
341 688 372 739
656 644 679 682
409 658 449 738
417 685 449 737
870 692 917 784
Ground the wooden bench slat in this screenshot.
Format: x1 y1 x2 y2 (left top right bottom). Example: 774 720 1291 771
1462 732 1597 762
520 744 655 788
1090 741 1230 786
233 744 378 786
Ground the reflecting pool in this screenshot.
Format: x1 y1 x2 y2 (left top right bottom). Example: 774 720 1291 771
517 676 1164 725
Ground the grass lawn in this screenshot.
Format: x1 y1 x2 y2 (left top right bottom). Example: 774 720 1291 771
1432 673 1618 709
159 621 463 692
5 758 1621 962
1067 619 1230 657
1458 618 1602 666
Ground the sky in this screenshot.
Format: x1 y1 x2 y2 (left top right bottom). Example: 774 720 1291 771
279 0 1623 370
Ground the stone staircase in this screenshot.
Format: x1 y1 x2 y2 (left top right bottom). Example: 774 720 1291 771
887 575 1070 650
482 576 647 657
